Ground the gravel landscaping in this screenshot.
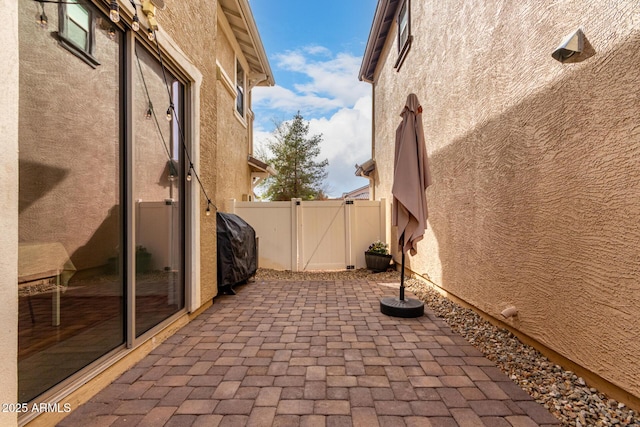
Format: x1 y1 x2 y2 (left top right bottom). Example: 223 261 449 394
254 268 639 427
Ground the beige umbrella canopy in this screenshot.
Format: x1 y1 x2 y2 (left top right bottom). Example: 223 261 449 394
381 93 431 318
392 93 432 255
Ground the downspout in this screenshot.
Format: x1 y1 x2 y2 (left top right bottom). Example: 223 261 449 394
371 84 376 201
247 73 267 158
360 74 376 201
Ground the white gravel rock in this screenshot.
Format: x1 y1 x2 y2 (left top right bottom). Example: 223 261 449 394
404 276 640 427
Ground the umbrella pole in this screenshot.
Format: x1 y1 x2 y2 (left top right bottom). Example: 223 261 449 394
379 231 423 318
400 234 405 301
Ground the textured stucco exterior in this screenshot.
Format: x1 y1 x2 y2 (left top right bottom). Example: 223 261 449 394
1 1 19 425
161 0 219 303
367 1 640 401
164 0 268 300
215 6 254 208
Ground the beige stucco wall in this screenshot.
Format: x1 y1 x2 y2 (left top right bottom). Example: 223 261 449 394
215 8 253 210
162 0 219 303
1 1 19 425
371 1 640 399
163 0 259 299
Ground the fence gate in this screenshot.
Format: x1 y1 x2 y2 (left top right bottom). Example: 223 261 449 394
228 198 387 271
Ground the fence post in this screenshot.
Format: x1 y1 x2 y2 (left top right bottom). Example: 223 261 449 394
291 198 302 271
380 198 389 248
344 199 354 269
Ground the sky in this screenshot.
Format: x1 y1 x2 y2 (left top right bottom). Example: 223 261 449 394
248 0 378 198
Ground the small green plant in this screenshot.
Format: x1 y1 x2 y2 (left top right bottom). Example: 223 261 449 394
367 240 389 255
136 246 152 274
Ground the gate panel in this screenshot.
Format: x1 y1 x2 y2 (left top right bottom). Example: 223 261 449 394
350 200 387 269
300 201 346 271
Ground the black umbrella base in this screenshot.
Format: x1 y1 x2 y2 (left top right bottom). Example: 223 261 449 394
380 297 424 318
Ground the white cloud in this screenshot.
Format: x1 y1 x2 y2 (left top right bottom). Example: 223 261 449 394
253 85 343 115
254 96 372 198
303 45 332 56
309 95 372 196
273 50 307 72
253 47 370 114
293 53 369 106
252 46 373 197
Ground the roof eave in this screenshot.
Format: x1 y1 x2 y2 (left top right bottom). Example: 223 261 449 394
238 0 275 86
248 155 277 176
221 0 275 87
359 0 399 83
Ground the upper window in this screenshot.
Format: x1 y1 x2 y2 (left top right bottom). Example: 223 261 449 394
236 60 245 117
59 1 99 67
66 4 90 48
394 0 411 70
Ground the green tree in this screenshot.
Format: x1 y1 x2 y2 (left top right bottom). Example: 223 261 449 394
262 112 329 201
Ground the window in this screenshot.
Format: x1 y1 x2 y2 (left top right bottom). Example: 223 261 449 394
66 4 89 49
59 1 99 67
236 60 245 116
394 0 412 70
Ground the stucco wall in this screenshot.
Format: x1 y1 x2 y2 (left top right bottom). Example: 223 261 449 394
215 11 253 209
1 2 19 425
161 0 219 303
371 1 640 398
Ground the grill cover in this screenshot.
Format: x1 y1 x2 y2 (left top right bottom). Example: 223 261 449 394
216 212 257 294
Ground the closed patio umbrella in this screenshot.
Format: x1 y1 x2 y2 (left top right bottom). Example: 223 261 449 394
381 93 432 318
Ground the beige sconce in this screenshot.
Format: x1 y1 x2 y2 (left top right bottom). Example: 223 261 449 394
552 28 594 63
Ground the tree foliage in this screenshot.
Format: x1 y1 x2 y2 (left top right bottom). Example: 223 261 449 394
262 112 329 201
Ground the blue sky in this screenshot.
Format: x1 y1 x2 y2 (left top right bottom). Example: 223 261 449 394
248 0 378 198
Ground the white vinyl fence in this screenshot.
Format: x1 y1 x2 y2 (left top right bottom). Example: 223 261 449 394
227 198 388 271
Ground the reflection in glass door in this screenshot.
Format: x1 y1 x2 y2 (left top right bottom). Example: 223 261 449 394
17 1 124 402
17 2 189 404
133 45 185 337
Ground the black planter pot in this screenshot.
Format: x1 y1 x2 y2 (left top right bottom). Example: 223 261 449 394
365 251 392 272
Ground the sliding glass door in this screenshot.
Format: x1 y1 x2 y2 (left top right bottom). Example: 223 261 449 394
133 44 185 337
18 0 187 403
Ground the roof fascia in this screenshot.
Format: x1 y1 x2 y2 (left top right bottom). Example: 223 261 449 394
219 0 275 86
359 0 398 83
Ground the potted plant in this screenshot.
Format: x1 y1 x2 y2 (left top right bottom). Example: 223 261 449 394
135 246 153 274
105 246 153 275
365 240 392 272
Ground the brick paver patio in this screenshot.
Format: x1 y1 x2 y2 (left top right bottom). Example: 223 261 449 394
58 279 561 426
